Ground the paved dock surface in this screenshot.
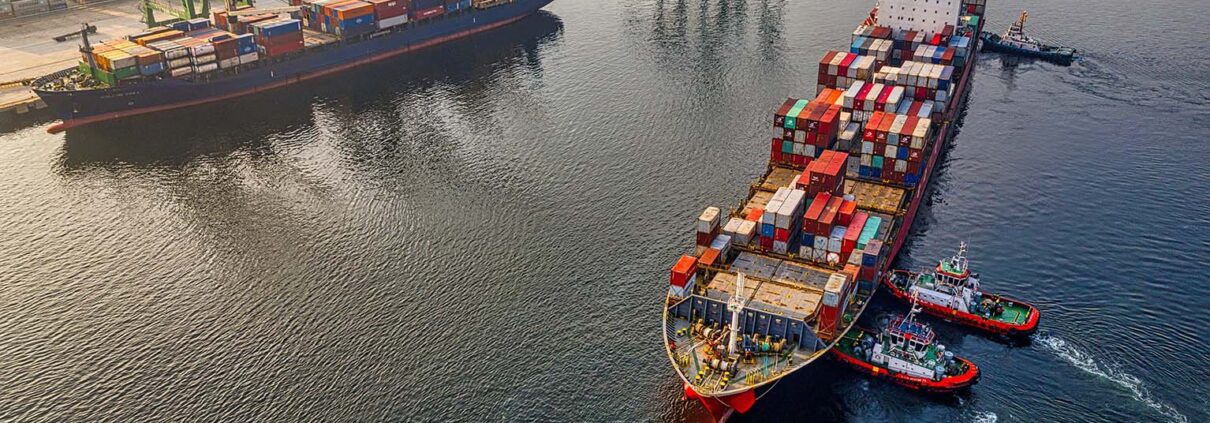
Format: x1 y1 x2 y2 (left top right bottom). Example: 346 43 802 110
0 0 144 115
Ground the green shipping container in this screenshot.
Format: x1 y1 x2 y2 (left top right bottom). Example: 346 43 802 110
872 155 884 169
784 99 808 130
93 68 117 86
856 216 882 249
113 66 139 80
782 140 794 154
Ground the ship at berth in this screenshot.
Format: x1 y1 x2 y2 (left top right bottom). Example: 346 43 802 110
32 0 552 133
660 0 989 420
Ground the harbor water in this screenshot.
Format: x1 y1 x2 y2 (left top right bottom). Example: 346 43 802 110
0 0 1207 421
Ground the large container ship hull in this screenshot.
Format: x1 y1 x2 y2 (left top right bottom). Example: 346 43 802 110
35 0 552 132
663 2 987 419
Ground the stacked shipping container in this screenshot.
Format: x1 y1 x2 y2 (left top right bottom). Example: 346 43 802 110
816 51 876 93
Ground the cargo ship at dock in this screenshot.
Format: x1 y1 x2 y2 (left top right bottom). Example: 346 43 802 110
32 0 552 133
661 0 989 420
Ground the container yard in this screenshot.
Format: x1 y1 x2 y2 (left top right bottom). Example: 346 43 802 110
662 0 988 419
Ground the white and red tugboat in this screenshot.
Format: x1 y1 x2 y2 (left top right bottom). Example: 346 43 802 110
883 243 1040 337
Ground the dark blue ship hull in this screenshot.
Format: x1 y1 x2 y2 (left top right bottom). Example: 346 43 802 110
35 0 552 132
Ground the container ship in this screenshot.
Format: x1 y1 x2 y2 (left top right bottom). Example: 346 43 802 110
660 0 988 420
32 0 552 133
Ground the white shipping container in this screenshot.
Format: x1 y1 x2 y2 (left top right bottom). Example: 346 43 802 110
722 217 743 237
860 153 872 166
799 245 813 258
110 55 137 69
812 248 827 262
189 44 215 57
736 220 757 245
885 145 898 158
697 207 720 233
761 202 780 225
814 235 828 250
218 57 240 69
168 57 191 69
773 241 787 254
377 14 408 30
193 62 218 73
238 52 259 64
794 130 806 142
895 159 908 172
191 53 216 65
169 67 193 77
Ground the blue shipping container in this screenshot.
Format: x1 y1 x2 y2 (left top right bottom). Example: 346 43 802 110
338 15 377 37
446 0 470 12
186 18 211 31
258 19 302 38
411 0 443 9
140 62 165 76
858 166 872 178
760 223 774 238
870 168 882 178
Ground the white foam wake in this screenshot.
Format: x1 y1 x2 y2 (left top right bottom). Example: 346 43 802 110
969 410 997 423
1034 334 1187 423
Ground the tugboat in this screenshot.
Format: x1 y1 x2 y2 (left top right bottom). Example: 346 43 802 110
883 243 1040 337
831 297 980 393
980 11 1076 65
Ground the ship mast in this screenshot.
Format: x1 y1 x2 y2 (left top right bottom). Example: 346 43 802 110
727 273 747 356
1006 10 1028 38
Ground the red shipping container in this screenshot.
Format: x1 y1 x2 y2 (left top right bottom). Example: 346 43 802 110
670 255 697 287
801 192 831 235
792 154 806 166
839 53 856 78
817 196 844 236
838 199 858 226
260 40 304 57
699 248 721 268
860 266 877 282
746 209 763 222
696 225 719 247
842 212 869 257
213 37 239 60
775 98 796 127
412 5 444 20
854 83 873 111
760 236 774 250
818 51 837 79
366 0 407 19
775 228 789 242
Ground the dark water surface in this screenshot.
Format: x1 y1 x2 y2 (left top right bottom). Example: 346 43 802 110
1 1 1207 422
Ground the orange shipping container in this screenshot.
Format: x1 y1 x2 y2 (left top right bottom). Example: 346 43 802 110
330 1 374 20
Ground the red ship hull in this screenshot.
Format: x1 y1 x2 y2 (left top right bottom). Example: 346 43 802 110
882 270 1040 337
684 384 756 422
